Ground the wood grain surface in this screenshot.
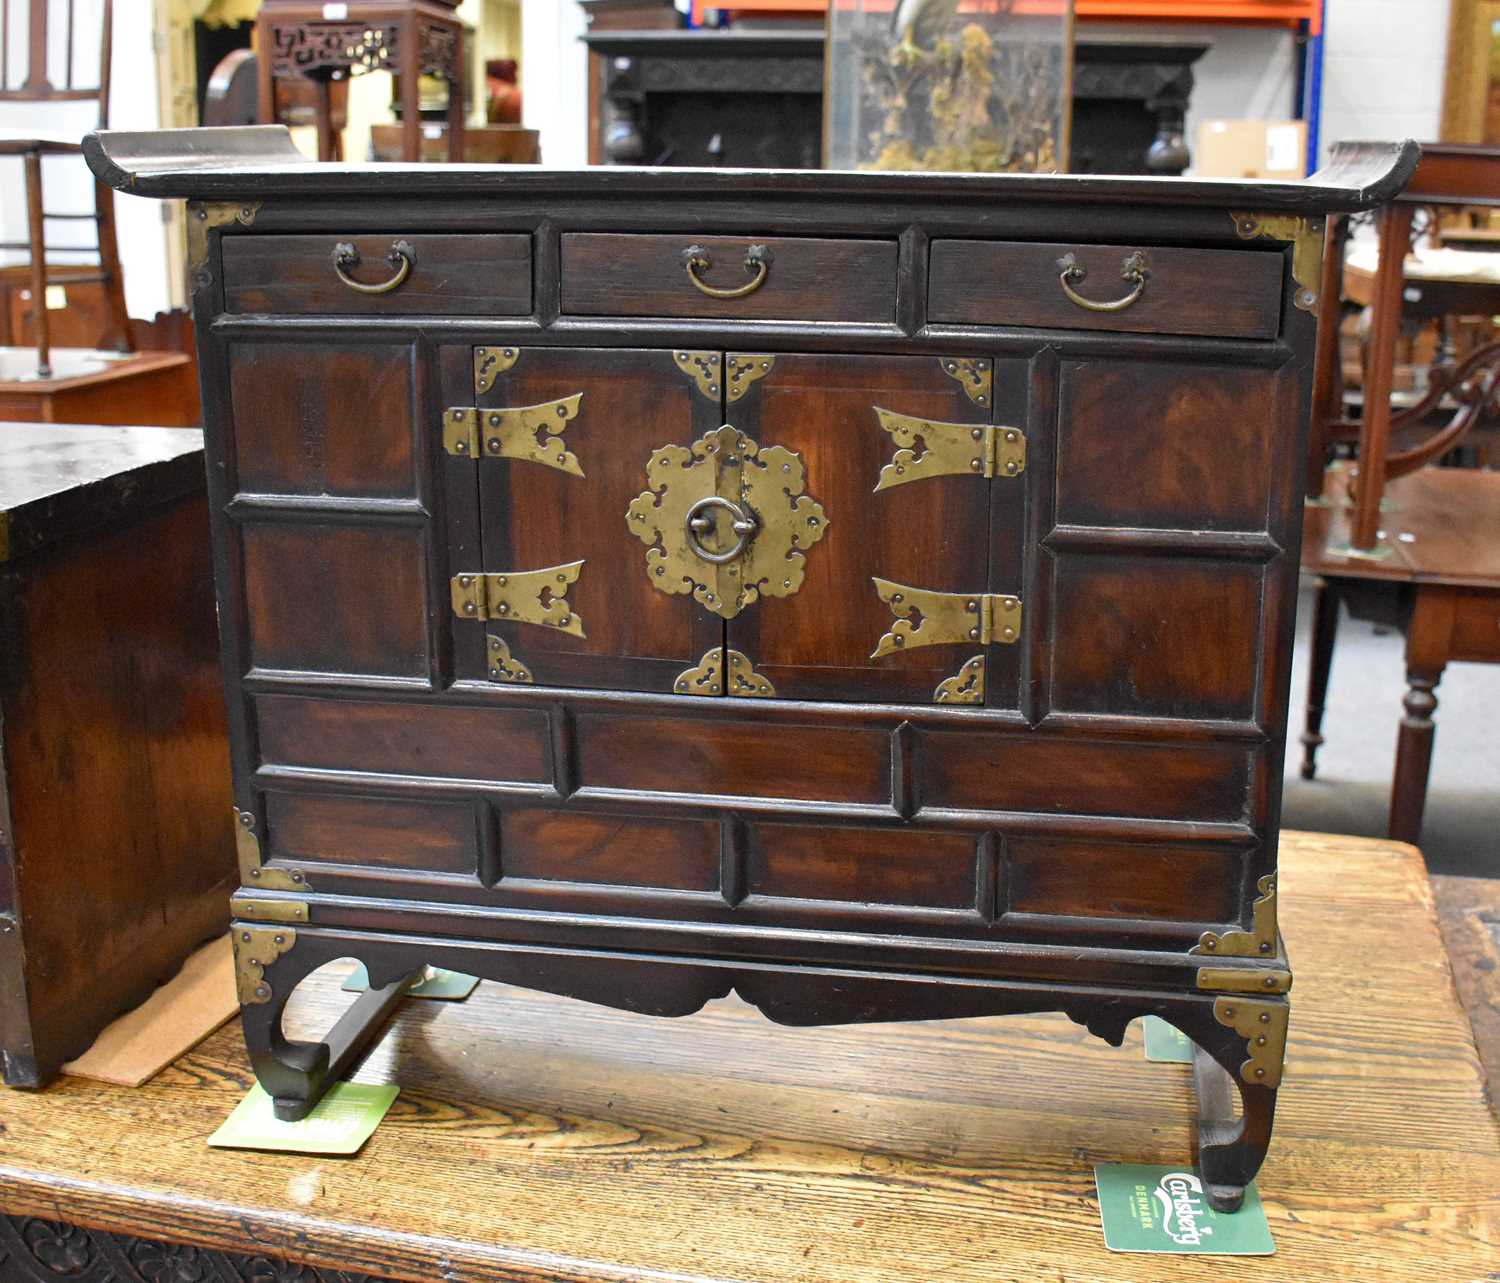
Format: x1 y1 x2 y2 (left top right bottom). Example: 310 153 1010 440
1434 873 1500 1125
0 831 1496 1281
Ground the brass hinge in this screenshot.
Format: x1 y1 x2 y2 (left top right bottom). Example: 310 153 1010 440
1231 211 1325 313
1212 995 1289 1088
442 396 585 476
873 409 1024 491
871 581 1022 658
1191 873 1278 958
232 925 297 1006
451 563 586 636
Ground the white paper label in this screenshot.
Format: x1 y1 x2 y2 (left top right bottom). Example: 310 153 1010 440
1265 125 1301 173
322 2 348 18
44 285 67 310
423 124 443 139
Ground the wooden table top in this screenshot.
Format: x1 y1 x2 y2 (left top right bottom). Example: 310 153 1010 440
1304 463 1500 589
0 831 1496 1281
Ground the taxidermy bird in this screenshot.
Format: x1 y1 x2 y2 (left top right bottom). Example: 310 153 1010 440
891 0 964 57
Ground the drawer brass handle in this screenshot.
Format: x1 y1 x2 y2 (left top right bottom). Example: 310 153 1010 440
331 239 415 295
1057 251 1149 313
682 243 773 300
685 495 757 564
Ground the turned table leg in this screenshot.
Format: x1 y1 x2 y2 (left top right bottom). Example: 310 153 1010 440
1390 585 1455 845
1300 577 1341 779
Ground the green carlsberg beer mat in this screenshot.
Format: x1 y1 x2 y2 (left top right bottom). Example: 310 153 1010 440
1142 1015 1195 1063
342 962 479 1000
1094 1164 1275 1254
208 1082 399 1155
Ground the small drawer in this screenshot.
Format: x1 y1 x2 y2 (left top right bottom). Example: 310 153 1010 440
560 233 897 323
222 233 532 315
928 239 1283 339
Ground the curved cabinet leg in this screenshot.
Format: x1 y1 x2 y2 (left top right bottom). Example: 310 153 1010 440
1168 995 1287 1213
234 927 423 1122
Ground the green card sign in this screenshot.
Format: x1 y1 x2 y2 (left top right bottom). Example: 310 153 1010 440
1094 1164 1275 1255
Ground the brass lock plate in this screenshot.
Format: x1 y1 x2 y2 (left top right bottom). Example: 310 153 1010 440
626 425 828 621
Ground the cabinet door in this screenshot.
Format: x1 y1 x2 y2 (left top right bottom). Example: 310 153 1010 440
722 353 1002 703
451 346 722 693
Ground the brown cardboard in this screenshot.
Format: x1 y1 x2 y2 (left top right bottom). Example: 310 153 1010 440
61 935 237 1087
1196 120 1308 180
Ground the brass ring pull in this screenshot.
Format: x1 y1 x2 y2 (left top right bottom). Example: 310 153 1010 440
1057 251 1149 313
681 243 773 300
331 240 415 295
685 495 757 564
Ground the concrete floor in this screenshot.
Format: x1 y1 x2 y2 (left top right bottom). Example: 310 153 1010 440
1282 579 1500 877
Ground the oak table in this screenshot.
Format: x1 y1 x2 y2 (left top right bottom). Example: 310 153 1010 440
1300 461 1500 843
0 829 1495 1283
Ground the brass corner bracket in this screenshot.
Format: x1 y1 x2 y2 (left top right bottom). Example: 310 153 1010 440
673 351 723 400
235 808 307 893
674 647 776 697
1230 211 1325 313
940 358 991 407
486 634 534 684
1196 966 1292 995
233 925 297 1006
1212 995 1288 1088
474 345 520 394
1191 873 1277 958
933 654 985 704
187 201 261 286
726 355 775 403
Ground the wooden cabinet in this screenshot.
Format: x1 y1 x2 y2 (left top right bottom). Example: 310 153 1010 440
86 126 1417 1212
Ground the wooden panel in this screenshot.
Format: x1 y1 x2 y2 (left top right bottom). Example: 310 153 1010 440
499 809 718 891
0 496 233 1086
229 342 416 498
576 713 890 805
1056 360 1285 532
746 824 978 910
254 695 551 783
922 730 1250 822
1006 837 1243 924
1049 556 1263 721
1450 588 1500 663
240 524 429 679
265 792 477 877
222 234 532 315
929 240 1283 338
473 347 721 694
723 353 998 703
560 234 897 322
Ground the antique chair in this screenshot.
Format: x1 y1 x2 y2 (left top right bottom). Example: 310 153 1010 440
0 0 130 380
1300 144 1500 843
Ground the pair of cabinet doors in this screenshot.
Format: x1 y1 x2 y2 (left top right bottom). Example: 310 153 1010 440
442 347 1025 706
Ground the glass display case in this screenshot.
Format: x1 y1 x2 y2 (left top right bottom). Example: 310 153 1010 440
824 0 1074 172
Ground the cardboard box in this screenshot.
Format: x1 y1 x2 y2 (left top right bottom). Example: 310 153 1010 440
1195 119 1308 180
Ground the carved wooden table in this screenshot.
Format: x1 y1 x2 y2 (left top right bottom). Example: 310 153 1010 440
0 832 1496 1281
85 125 1417 1211
254 0 465 164
1300 461 1500 843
